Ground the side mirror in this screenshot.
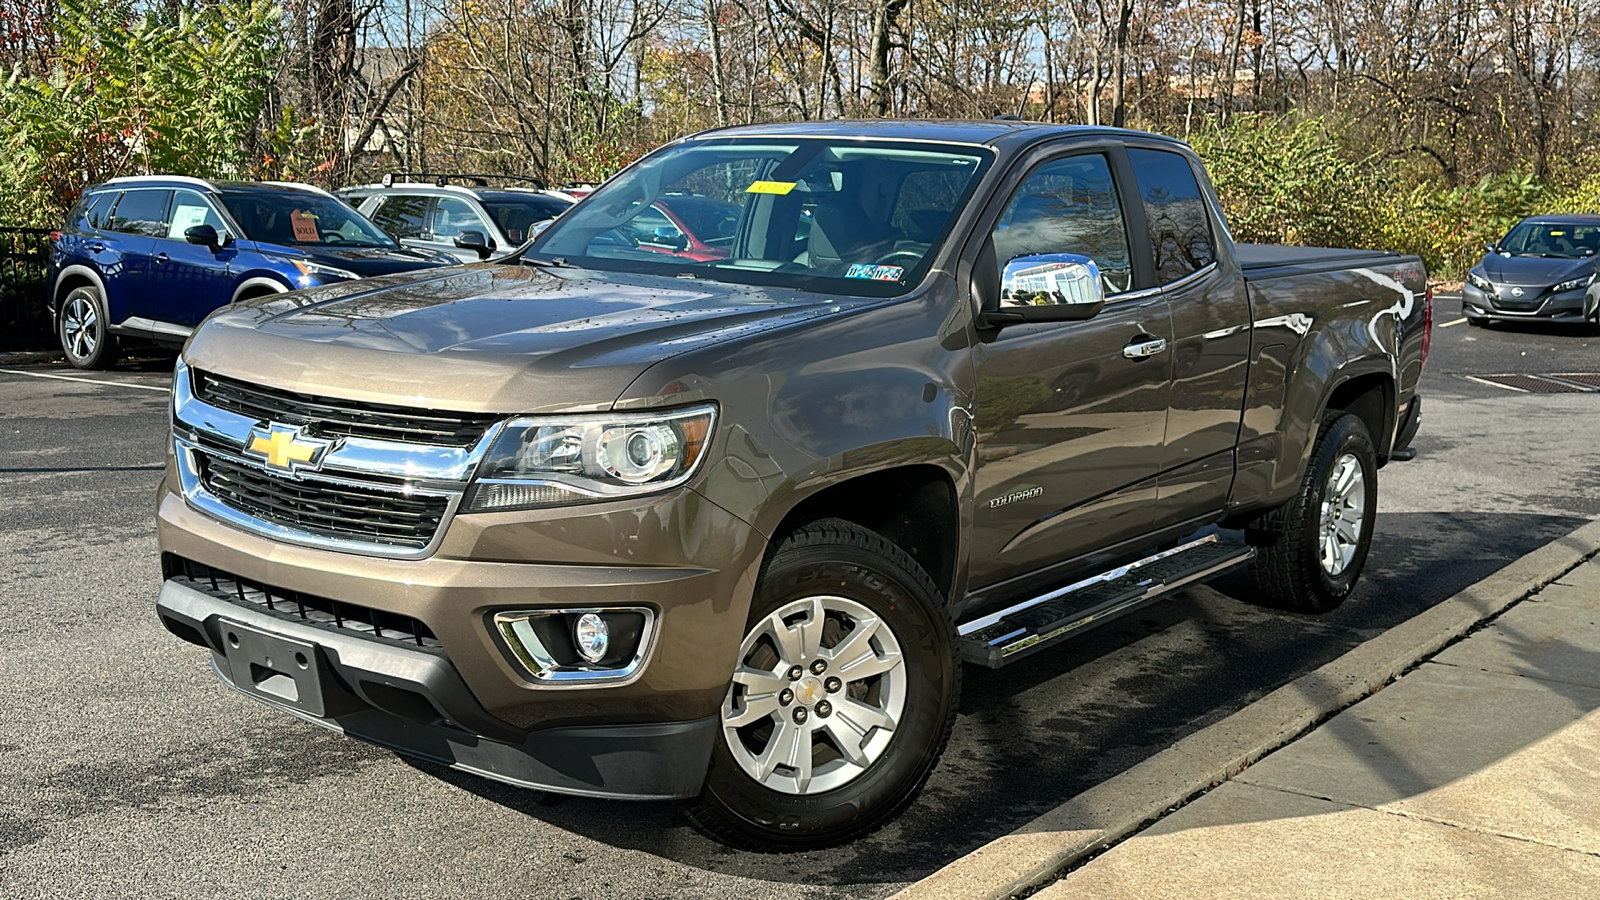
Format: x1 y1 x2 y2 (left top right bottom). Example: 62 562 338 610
648 226 688 251
453 229 493 259
979 253 1107 328
184 224 221 252
1484 242 1501 255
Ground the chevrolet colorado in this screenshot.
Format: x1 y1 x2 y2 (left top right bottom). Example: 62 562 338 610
155 120 1429 850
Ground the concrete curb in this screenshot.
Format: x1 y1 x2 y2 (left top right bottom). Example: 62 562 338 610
0 350 62 366
890 517 1600 900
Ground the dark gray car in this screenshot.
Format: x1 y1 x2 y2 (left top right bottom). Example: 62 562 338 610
1463 215 1600 331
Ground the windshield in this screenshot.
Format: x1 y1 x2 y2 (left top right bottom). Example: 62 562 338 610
532 138 993 296
1500 221 1600 258
482 196 573 244
220 191 399 249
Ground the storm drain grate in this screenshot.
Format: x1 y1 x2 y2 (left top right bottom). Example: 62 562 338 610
1552 373 1600 389
1467 374 1598 393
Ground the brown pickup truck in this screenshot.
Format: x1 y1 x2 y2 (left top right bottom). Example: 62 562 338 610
154 120 1430 850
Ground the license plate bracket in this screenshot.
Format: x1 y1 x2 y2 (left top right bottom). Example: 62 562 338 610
218 619 332 717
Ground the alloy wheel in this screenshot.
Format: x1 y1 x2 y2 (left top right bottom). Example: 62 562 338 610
721 595 907 795
1318 452 1366 576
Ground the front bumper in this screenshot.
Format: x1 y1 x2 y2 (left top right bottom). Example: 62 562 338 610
1462 283 1594 322
157 577 716 799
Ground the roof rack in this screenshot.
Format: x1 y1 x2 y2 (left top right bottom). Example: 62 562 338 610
381 172 546 190
105 174 217 190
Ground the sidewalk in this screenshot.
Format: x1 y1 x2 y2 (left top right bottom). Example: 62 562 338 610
1033 555 1600 899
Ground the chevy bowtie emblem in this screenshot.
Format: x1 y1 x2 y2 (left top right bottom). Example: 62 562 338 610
1511 287 1525 297
245 424 336 474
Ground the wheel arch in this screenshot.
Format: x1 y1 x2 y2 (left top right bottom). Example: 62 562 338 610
766 464 961 606
51 265 109 321
231 275 292 304
1320 369 1396 465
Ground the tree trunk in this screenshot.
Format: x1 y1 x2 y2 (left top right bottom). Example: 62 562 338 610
869 0 908 117
1110 0 1132 128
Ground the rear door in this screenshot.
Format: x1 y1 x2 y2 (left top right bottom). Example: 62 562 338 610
967 146 1175 589
99 188 171 325
1123 146 1253 523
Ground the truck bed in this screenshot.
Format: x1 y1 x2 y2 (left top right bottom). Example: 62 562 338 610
1236 244 1411 278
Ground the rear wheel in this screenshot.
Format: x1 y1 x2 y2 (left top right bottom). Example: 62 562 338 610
58 286 118 370
1247 412 1378 613
680 518 958 851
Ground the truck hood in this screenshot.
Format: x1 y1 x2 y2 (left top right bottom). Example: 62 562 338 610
183 262 860 414
1478 253 1595 287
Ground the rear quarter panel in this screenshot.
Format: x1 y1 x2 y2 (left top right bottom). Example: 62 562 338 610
1234 255 1427 512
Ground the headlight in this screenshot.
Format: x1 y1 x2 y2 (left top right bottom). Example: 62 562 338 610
288 258 360 283
468 404 717 511
1467 271 1493 292
1552 273 1594 293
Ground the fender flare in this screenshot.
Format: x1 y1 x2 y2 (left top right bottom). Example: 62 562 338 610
50 265 110 320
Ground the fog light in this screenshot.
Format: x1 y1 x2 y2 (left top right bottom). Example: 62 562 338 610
574 613 609 663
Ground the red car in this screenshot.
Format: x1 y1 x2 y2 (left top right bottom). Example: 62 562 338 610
620 195 741 262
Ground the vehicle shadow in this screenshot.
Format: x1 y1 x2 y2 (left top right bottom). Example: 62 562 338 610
404 510 1586 893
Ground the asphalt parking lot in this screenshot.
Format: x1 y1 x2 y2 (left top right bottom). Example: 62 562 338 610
5 293 1600 899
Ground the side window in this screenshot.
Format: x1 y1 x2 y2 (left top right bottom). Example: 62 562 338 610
1127 148 1216 285
82 192 117 230
991 154 1133 296
166 190 230 241
431 196 488 239
105 189 172 238
370 195 429 238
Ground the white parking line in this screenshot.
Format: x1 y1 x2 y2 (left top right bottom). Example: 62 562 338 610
0 368 169 393
1438 317 1468 328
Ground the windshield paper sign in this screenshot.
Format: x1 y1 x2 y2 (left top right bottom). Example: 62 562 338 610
846 264 904 281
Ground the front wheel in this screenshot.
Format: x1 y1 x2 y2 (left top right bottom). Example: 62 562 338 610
1247 412 1378 613
680 518 959 851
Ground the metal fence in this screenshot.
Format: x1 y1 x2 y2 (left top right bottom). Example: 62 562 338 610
1 227 53 351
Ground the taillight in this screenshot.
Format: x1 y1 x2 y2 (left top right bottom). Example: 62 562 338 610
1420 285 1434 368
48 231 63 243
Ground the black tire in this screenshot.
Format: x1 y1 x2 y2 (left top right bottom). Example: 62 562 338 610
679 518 959 851
1246 412 1378 613
57 285 118 370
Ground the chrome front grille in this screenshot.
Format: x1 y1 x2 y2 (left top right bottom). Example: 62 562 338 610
193 369 498 447
171 361 494 558
199 455 448 549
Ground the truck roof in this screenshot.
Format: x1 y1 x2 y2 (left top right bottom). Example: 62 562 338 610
689 119 1189 151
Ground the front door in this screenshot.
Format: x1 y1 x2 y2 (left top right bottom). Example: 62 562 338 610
968 151 1174 590
157 189 238 326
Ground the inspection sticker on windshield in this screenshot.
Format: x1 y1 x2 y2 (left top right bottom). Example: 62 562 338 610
846 264 904 281
746 180 798 195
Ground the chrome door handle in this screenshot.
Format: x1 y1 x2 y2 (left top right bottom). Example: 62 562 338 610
155 252 169 263
88 242 106 253
1123 337 1167 359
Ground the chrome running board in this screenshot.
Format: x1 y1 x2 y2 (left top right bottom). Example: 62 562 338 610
957 532 1255 668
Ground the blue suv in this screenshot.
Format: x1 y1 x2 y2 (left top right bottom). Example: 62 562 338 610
48 176 456 368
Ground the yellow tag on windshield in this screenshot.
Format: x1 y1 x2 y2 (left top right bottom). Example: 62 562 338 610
747 180 797 195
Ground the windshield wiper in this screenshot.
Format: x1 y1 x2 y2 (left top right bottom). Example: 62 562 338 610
523 255 571 269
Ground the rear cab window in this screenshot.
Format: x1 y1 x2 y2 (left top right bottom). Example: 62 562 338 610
1126 148 1216 285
